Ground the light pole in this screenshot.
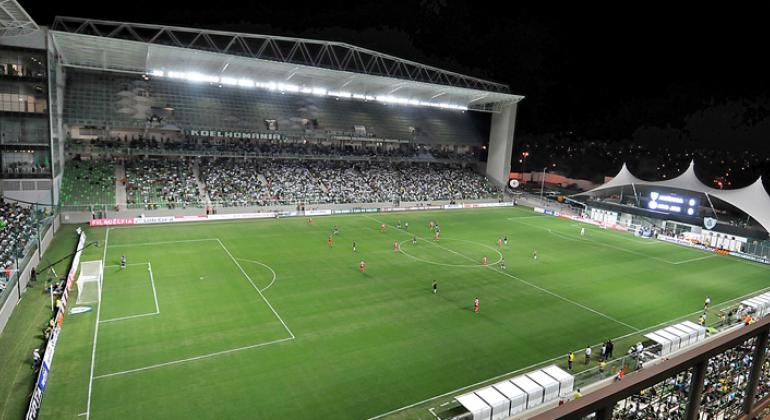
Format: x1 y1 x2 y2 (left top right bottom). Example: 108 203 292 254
540 167 548 202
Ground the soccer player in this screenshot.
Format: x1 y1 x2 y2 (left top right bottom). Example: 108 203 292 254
307 217 314 225
352 241 357 252
396 220 402 229
432 280 438 294
333 224 339 235
429 220 435 231
412 235 417 245
580 227 586 236
327 235 333 248
380 223 385 233
500 258 506 270
503 235 508 246
359 259 365 273
533 249 538 260
704 295 711 310
482 256 487 265
434 231 440 241
497 238 503 248
474 297 479 313
393 240 400 252
404 221 409 231
121 255 126 269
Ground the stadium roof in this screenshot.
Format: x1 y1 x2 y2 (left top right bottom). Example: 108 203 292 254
0 0 38 37
580 161 770 233
49 17 524 113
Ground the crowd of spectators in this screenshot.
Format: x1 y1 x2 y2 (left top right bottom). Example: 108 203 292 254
611 335 764 419
0 199 35 293
200 158 499 206
125 158 200 209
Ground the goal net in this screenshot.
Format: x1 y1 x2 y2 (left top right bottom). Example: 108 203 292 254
76 260 103 305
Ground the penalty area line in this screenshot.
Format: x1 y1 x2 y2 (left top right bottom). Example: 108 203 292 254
93 337 294 380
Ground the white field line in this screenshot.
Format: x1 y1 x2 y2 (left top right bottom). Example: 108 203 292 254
671 254 718 265
510 218 709 266
100 262 161 324
236 258 278 292
367 276 770 420
106 238 218 248
216 239 295 339
85 227 110 420
103 263 151 268
364 215 641 333
93 337 294 380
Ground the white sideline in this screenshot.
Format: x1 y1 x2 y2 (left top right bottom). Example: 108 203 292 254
365 214 641 332
99 262 161 324
93 337 294 380
85 228 110 420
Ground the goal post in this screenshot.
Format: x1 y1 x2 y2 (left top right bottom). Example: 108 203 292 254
76 260 103 305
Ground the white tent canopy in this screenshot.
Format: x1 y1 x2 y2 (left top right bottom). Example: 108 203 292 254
582 160 770 233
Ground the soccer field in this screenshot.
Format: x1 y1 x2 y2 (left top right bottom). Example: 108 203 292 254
38 207 770 419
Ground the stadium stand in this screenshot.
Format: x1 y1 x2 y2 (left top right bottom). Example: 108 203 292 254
0 199 35 291
124 158 200 209
59 159 116 207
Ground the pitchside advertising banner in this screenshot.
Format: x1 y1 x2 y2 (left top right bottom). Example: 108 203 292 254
88 202 515 226
27 232 87 420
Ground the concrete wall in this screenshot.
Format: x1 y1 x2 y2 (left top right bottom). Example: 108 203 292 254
485 103 519 186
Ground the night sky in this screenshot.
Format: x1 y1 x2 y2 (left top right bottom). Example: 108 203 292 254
25 1 770 151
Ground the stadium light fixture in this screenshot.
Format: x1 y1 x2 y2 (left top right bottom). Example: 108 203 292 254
149 69 468 111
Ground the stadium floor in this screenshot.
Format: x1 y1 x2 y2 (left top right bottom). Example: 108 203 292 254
4 206 770 419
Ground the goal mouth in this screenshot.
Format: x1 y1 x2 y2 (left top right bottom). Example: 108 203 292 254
76 260 103 305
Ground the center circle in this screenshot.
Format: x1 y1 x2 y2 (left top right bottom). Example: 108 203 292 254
399 238 503 267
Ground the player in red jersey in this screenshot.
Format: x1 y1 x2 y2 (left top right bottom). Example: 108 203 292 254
474 297 479 313
327 235 333 248
393 240 400 252
359 259 365 273
482 256 487 265
434 231 439 241
308 217 313 225
380 223 385 233
497 238 503 248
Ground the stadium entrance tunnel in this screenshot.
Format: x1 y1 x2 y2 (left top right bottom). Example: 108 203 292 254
399 238 503 267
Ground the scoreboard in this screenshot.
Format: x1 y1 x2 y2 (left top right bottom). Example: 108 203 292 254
645 191 699 216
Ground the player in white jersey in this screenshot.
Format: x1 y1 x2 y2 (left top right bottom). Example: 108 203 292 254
580 227 586 236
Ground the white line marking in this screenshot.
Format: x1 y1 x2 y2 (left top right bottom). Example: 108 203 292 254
78 412 88 417
365 214 641 332
99 262 161 324
93 337 294 380
85 227 109 420
99 312 157 323
216 239 295 339
106 238 218 248
236 258 278 292
671 254 718 265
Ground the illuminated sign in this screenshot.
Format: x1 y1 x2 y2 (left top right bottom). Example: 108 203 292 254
647 192 698 216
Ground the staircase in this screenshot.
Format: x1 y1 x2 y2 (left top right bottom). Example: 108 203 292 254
114 163 128 209
192 160 212 207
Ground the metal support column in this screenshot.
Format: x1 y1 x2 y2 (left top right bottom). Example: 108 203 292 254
743 329 770 415
685 361 707 420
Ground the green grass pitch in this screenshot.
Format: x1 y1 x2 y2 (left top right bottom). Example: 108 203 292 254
22 207 770 419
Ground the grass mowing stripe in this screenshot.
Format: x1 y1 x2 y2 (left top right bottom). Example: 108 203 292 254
92 337 294 380
365 214 641 332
